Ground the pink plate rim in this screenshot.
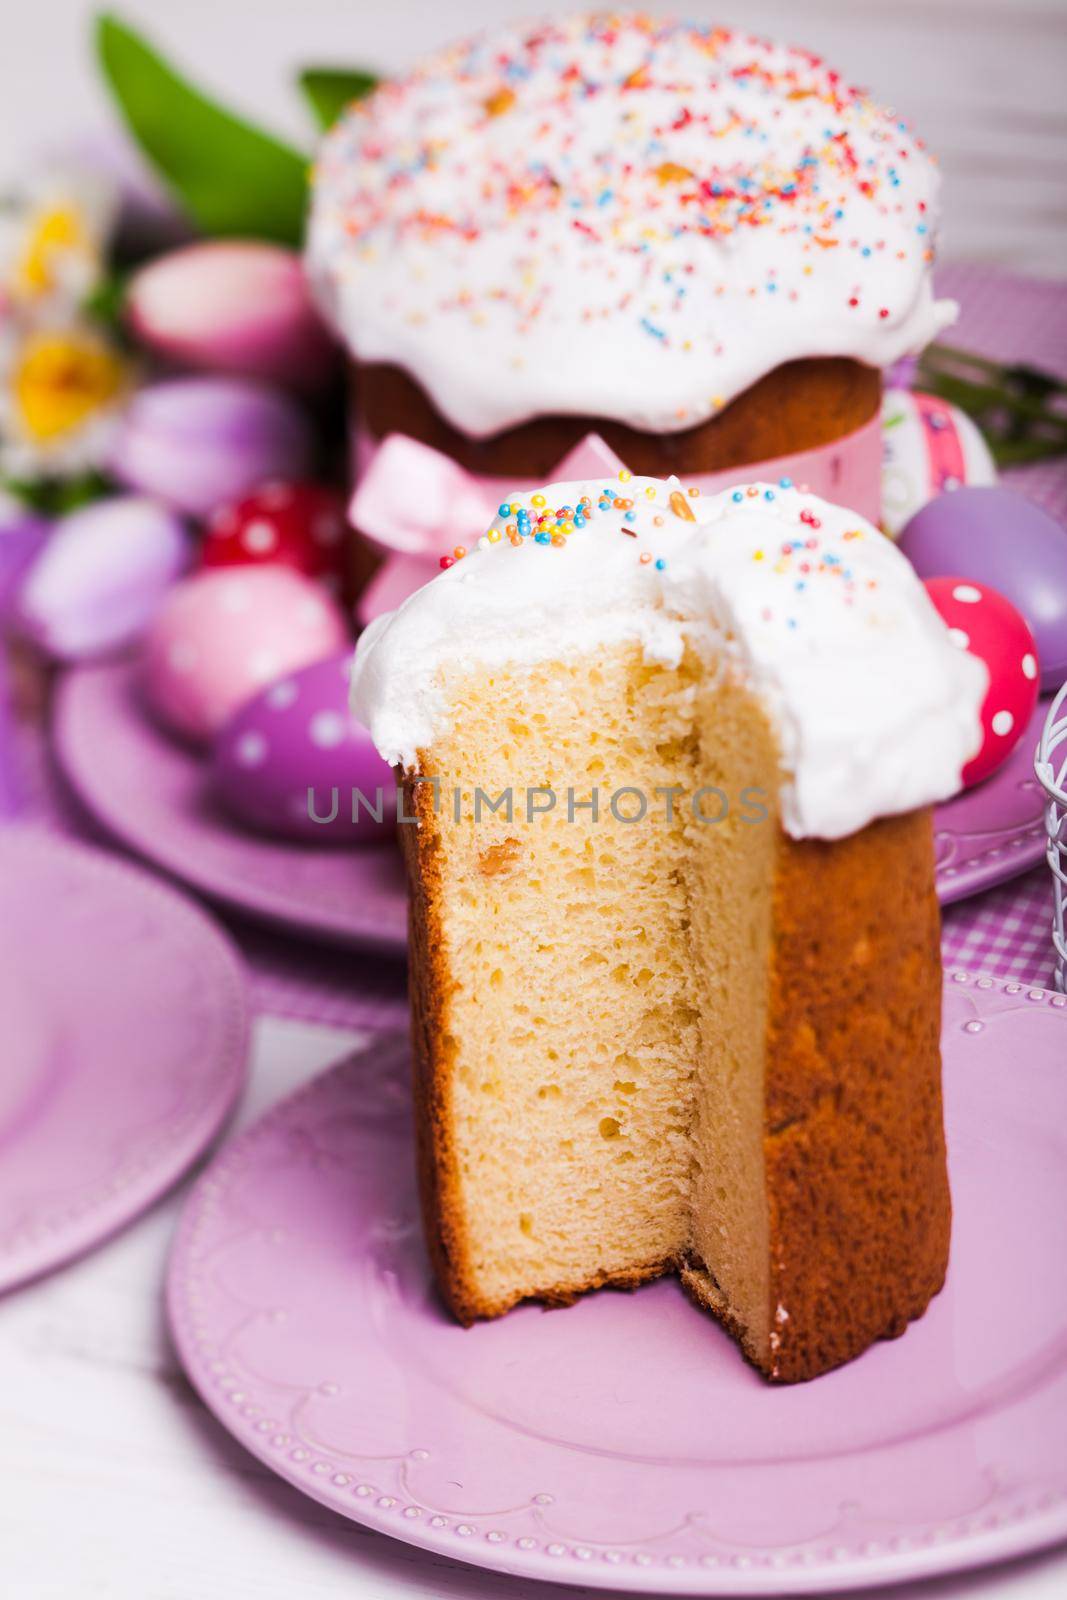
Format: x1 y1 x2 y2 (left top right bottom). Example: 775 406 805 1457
50 659 407 954
166 975 1067 1594
0 827 249 1293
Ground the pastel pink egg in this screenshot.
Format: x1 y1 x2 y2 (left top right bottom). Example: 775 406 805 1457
211 652 396 844
142 567 350 744
924 576 1040 788
126 242 336 392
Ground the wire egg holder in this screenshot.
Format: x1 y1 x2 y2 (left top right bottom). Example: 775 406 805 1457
1035 682 1067 994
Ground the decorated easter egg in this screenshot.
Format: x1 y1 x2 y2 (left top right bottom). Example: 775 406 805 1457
15 496 190 660
142 566 350 744
200 481 347 595
924 576 1040 787
881 388 995 538
901 486 1067 692
211 652 396 843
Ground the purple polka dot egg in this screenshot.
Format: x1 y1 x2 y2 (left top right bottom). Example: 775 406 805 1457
210 651 397 844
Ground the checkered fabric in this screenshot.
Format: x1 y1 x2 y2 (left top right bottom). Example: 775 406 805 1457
940 866 1054 986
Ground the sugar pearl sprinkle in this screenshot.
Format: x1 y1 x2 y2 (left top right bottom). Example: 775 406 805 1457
437 471 877 638
308 14 952 437
440 471 699 570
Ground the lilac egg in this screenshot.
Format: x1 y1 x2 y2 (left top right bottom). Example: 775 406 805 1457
211 651 396 845
109 376 313 518
15 495 190 660
899 486 1067 693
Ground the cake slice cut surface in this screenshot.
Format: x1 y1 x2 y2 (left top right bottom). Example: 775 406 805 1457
354 477 984 1381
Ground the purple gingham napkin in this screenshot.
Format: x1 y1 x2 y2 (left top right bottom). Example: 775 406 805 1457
941 867 1054 986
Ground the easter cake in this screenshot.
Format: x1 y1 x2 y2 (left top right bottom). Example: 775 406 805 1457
352 475 985 1383
307 10 956 597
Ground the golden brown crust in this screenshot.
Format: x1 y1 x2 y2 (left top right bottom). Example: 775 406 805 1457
678 1259 766 1374
403 771 949 1375
484 1257 676 1319
399 773 477 1321
354 356 881 479
760 810 950 1382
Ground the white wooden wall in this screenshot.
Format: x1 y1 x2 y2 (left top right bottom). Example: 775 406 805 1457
3 0 1066 275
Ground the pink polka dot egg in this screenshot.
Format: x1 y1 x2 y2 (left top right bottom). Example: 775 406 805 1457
142 566 350 744
924 576 1040 788
210 651 397 844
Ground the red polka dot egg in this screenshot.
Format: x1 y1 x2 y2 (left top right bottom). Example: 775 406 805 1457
201 480 348 596
924 576 1040 787
142 566 350 744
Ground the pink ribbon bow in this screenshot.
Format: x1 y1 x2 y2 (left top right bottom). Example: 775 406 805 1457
348 413 884 625
349 432 630 624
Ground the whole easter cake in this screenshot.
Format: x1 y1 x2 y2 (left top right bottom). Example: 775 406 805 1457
307 10 955 561
352 475 985 1383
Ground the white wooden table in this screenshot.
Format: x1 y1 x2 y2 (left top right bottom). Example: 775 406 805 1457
2 1013 1066 1600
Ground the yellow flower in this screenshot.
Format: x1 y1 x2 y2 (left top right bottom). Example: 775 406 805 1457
14 329 125 443
16 205 93 301
1 168 115 312
1 321 130 479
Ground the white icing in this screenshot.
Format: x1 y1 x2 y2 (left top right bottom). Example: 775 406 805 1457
351 477 985 841
307 14 956 438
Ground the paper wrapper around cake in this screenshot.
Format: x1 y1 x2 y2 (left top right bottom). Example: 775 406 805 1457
394 651 951 1385
348 357 883 595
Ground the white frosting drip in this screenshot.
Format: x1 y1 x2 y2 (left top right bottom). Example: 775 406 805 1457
351 477 985 841
307 13 956 438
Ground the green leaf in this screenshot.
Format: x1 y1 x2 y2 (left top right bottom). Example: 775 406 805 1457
95 13 309 246
82 269 128 331
298 67 378 131
3 470 114 515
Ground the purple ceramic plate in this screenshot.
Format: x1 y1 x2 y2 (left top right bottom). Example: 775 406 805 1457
52 658 407 951
169 974 1067 1595
0 829 248 1293
935 694 1050 904
53 660 1047 942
